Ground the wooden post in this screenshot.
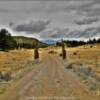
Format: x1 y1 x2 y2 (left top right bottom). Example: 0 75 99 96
34 47 39 64
34 41 39 64
61 40 66 60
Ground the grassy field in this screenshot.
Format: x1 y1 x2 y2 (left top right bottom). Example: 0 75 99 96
49 44 100 94
65 44 100 94
0 49 36 94
43 44 100 75
0 44 100 95
66 45 100 77
0 45 100 78
0 49 34 74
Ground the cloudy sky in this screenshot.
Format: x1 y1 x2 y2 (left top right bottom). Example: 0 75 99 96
0 0 100 40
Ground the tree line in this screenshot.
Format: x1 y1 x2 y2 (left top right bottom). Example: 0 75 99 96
0 29 17 51
56 38 100 47
0 29 47 51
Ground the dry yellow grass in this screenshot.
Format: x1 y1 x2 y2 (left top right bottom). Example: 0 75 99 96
0 45 99 98
50 44 100 78
0 49 34 74
66 45 100 75
0 49 35 94
50 45 100 94
0 45 99 75
0 48 99 100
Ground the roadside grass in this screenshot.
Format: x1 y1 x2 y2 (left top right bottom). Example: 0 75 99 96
0 49 34 74
0 49 35 94
65 44 100 95
0 83 10 94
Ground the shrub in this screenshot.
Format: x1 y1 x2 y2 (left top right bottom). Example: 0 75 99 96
4 73 11 81
48 50 57 54
59 53 62 56
73 52 77 55
66 64 73 69
0 71 11 81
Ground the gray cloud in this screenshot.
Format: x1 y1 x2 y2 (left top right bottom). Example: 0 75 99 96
75 0 100 17
40 25 100 39
83 27 100 38
39 28 69 39
75 17 99 25
67 27 100 39
11 20 50 33
0 0 100 40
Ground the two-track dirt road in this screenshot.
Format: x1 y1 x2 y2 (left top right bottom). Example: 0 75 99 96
0 50 99 100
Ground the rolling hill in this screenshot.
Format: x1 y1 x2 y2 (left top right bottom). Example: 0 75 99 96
13 36 48 48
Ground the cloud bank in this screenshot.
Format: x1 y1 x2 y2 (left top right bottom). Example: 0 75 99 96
75 17 99 25
11 20 50 33
0 0 100 40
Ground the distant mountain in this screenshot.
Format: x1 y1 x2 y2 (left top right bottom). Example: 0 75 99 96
42 39 57 45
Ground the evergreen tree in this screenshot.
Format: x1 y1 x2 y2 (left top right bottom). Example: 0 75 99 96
0 29 17 51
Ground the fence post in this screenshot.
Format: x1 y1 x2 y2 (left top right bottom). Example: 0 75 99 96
61 40 66 60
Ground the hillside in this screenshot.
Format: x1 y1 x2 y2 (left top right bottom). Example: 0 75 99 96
13 36 48 48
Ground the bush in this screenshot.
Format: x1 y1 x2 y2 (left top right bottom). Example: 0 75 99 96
59 53 62 56
4 73 11 81
0 71 11 81
66 64 73 69
73 52 77 55
48 50 57 54
80 67 92 76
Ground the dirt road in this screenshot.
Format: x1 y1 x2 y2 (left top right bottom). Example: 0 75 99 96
0 50 99 100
